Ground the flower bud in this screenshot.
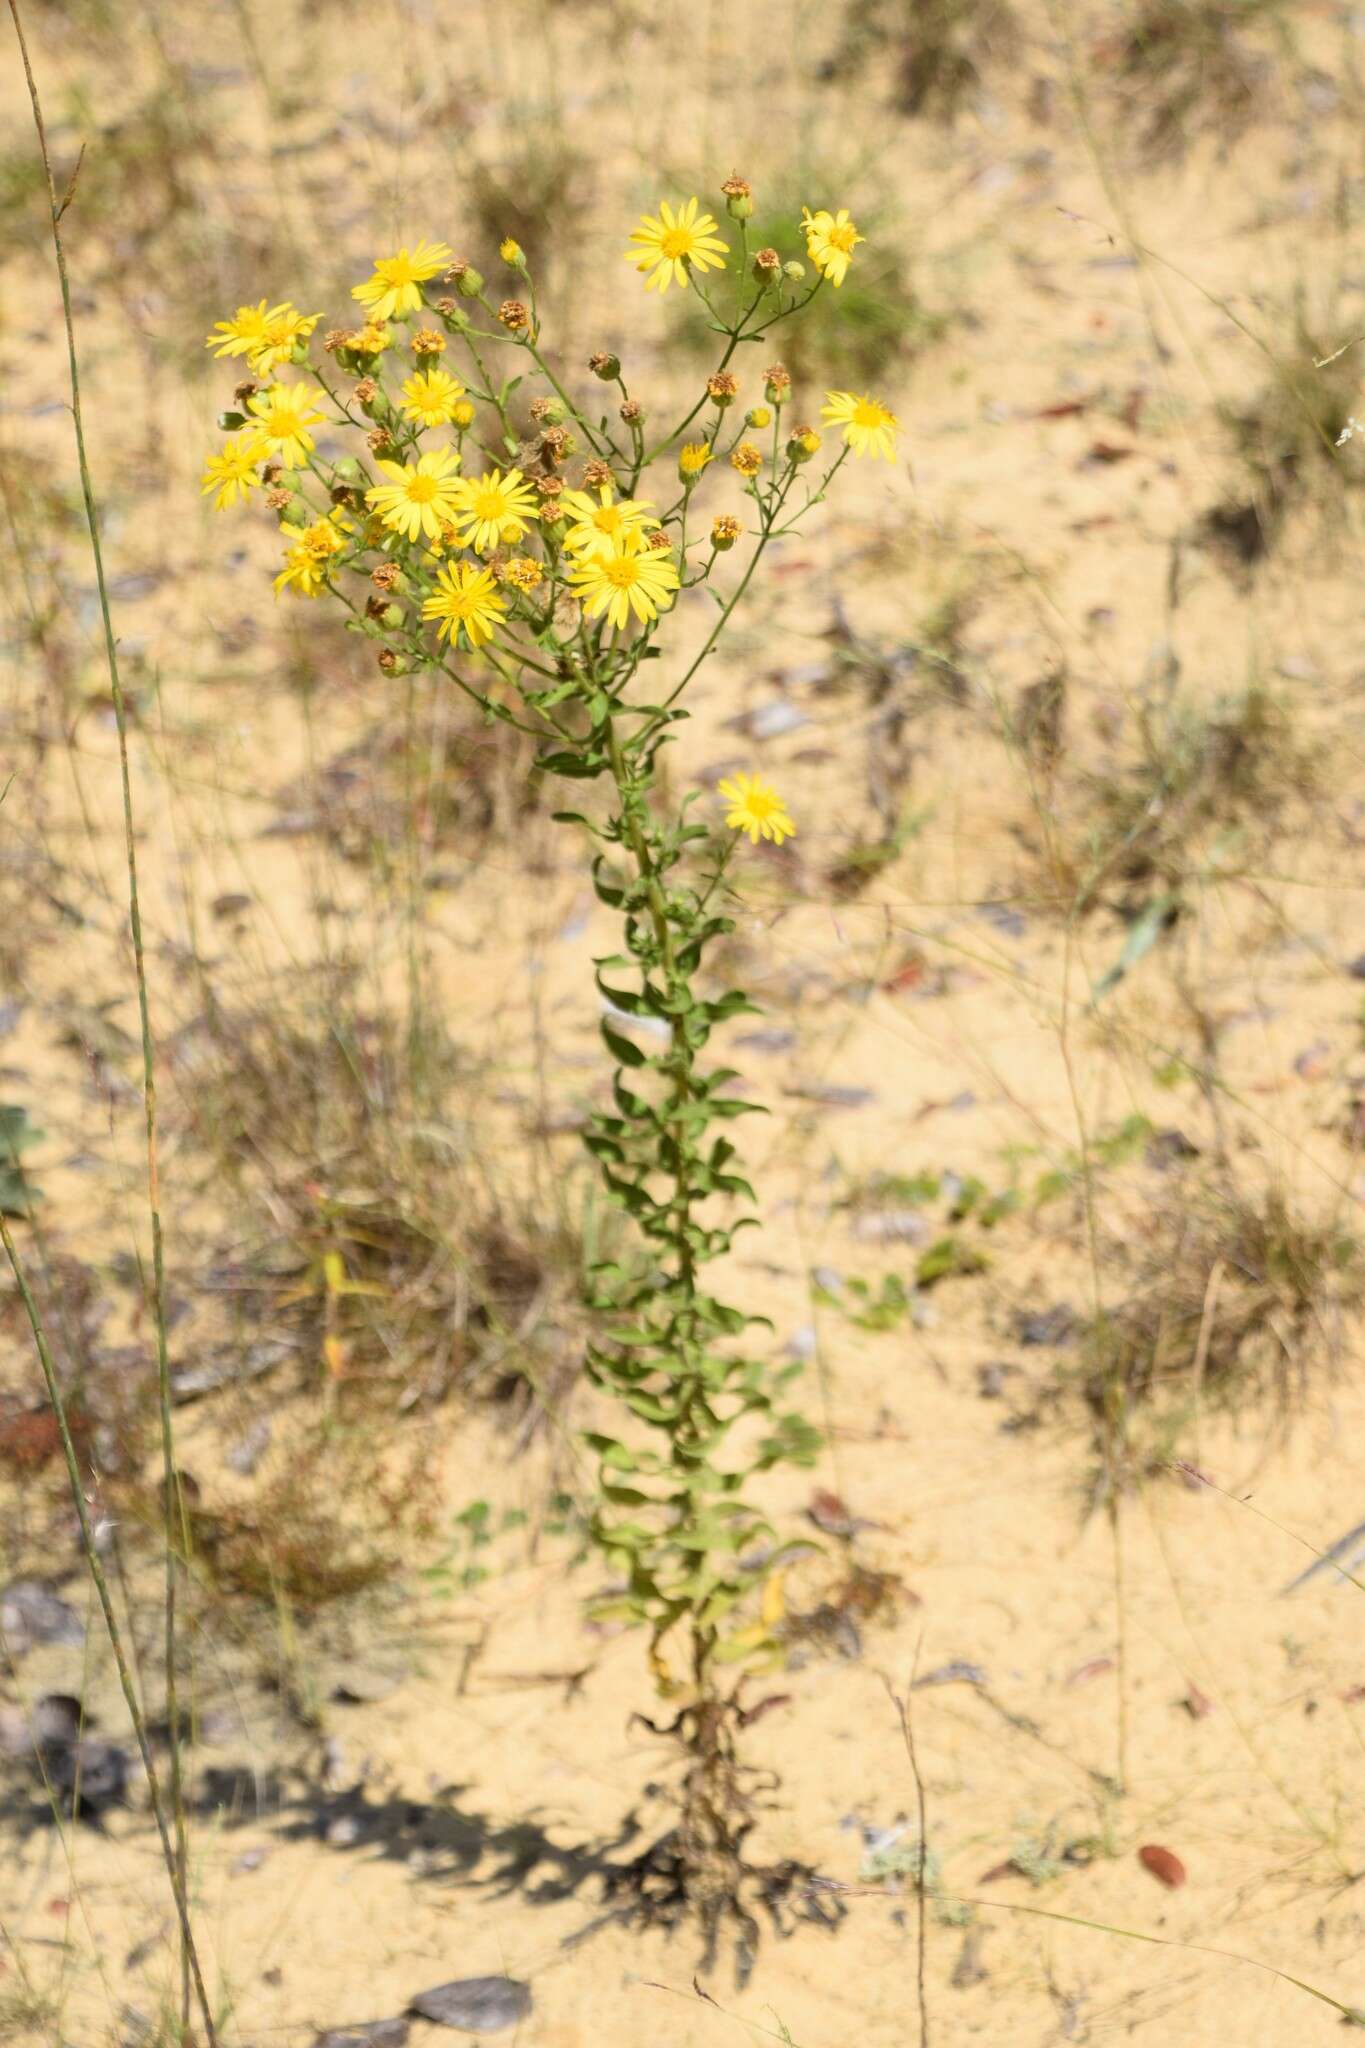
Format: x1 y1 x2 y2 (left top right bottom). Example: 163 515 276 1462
371 562 406 594
380 602 405 632
764 364 792 404
378 648 410 675
445 261 484 298
589 351 621 381
783 261 806 283
332 456 364 483
707 371 739 408
452 399 475 428
788 425 822 463
752 246 782 289
499 237 525 268
711 514 742 551
745 406 771 430
721 174 754 220
216 409 247 432
289 334 311 365
619 398 644 426
531 396 567 426
439 302 471 332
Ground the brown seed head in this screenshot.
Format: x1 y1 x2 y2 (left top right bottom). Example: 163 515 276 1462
498 298 530 331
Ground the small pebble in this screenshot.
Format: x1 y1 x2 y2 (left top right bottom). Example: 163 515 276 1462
408 1978 533 2035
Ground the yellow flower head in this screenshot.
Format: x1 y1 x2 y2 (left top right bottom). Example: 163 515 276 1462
626 197 729 294
500 237 525 265
730 442 763 478
800 206 863 289
559 484 656 558
205 300 321 374
365 445 464 542
821 390 899 460
717 772 796 846
200 431 265 510
421 560 508 649
566 530 680 631
452 398 476 429
351 323 392 356
273 512 351 599
400 367 468 429
351 239 455 322
679 441 713 480
449 466 540 555
501 555 545 592
247 381 326 467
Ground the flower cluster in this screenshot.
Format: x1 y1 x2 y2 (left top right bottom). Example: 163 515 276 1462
202 177 897 1767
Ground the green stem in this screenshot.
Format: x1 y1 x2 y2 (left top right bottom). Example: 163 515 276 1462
1 1216 218 2046
6 6 205 2032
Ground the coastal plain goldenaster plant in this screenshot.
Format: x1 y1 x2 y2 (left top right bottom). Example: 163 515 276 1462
202 178 898 1970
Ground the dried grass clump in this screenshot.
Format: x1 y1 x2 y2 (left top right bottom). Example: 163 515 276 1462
1096 0 1286 161
1029 681 1320 918
1077 1182 1363 1496
175 984 587 1419
820 0 1022 123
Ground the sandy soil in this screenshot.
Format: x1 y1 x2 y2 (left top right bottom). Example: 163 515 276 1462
2 0 1365 2041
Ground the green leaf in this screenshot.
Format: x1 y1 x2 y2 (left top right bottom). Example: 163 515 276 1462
601 1021 648 1068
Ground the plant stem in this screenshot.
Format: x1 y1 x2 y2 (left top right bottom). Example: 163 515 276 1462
6 2 198 2021
1 1216 218 2046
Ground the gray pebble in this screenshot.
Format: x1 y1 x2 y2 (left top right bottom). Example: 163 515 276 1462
1 1580 84 1655
408 1978 532 2034
315 2024 409 2048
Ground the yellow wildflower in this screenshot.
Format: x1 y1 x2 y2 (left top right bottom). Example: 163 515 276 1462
800 206 863 289
273 512 350 599
711 514 742 551
351 239 455 322
421 561 508 649
559 484 656 558
365 445 464 542
400 367 467 429
449 467 540 554
679 441 713 481
730 442 763 478
247 382 326 466
566 531 680 630
500 238 524 265
205 300 321 374
200 431 265 510
626 197 729 294
821 390 899 460
501 556 544 592
718 772 796 846
452 399 476 429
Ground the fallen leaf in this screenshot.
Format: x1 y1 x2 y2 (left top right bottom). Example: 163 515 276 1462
1138 1844 1186 1888
1084 440 1134 463
1182 1683 1214 1719
1065 1655 1115 1687
1033 399 1088 420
